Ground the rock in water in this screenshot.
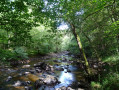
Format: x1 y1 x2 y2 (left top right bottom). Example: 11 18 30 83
35 69 42 73
29 70 35 74
27 74 41 82
34 80 43 89
22 65 31 68
13 81 22 86
25 86 33 90
55 67 64 71
24 72 30 75
67 69 71 72
6 76 12 82
50 65 54 72
43 75 58 85
67 87 75 90
34 62 47 70
60 86 67 90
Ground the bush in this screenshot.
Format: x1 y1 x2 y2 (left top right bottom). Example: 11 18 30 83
0 49 16 62
102 73 119 90
91 81 101 90
103 54 119 64
0 47 28 63
13 47 28 59
91 73 119 90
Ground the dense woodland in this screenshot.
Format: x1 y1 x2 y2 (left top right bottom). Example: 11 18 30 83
0 0 119 90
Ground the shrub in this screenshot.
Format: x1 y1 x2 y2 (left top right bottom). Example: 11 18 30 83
91 81 101 90
0 47 28 63
0 49 16 63
102 73 119 90
13 47 28 59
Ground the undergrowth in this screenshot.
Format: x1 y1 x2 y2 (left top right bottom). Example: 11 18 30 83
91 54 119 90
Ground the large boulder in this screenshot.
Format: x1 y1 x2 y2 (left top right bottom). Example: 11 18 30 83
43 75 59 85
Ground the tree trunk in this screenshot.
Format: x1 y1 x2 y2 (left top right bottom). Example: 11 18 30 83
70 23 90 74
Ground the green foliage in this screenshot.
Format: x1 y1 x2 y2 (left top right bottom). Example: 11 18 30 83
0 0 118 61
91 81 101 90
92 54 119 90
91 72 119 90
102 73 119 90
13 47 28 59
28 25 71 54
103 54 119 64
0 49 16 63
67 38 80 54
0 47 28 63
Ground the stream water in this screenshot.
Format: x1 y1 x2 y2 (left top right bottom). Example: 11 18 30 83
0 52 88 90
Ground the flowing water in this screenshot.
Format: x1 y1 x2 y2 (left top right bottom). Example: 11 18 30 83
0 52 87 90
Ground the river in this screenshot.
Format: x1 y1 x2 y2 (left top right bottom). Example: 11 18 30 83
0 52 89 90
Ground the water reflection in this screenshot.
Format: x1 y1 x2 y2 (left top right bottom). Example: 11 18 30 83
55 71 75 88
60 71 75 84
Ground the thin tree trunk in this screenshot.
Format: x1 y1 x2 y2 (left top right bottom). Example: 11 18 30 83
70 23 90 74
